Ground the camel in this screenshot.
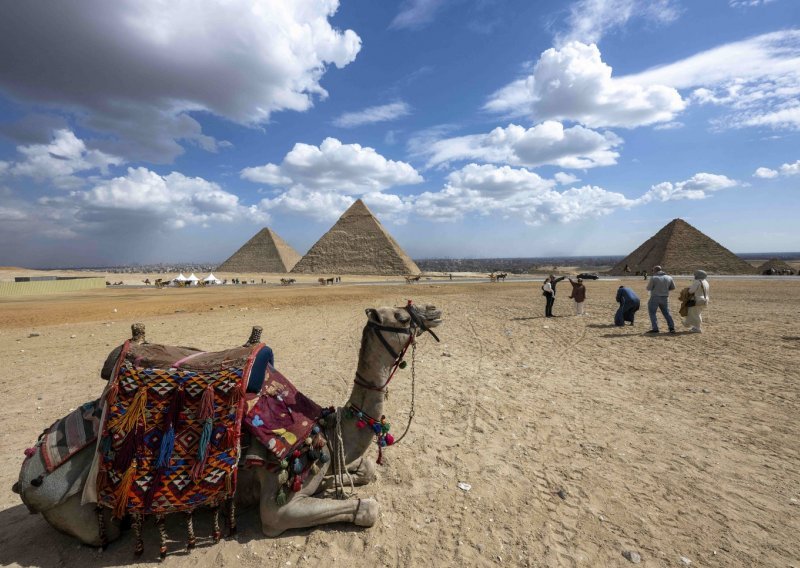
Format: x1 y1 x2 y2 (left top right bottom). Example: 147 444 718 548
14 303 442 546
318 277 327 286
280 278 296 285
404 275 420 284
488 273 497 282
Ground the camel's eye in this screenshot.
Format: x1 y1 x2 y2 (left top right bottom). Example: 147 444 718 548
395 310 410 323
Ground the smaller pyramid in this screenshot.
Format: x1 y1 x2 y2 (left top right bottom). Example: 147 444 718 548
757 258 795 274
609 219 754 275
218 228 301 273
291 199 420 275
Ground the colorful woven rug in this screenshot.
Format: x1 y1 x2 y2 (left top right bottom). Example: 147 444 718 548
96 356 249 518
42 400 102 472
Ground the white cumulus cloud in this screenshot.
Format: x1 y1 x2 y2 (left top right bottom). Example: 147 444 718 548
639 173 738 202
3 129 122 189
0 1 361 162
485 42 685 128
417 121 622 170
754 167 779 179
243 137 423 221
333 102 412 128
413 163 636 224
755 159 800 178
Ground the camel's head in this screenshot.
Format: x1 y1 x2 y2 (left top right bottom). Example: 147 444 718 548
365 303 443 339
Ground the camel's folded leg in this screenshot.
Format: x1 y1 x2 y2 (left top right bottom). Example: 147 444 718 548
316 458 376 492
260 492 379 537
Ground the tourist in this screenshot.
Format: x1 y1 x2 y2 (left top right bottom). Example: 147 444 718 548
646 265 676 334
615 286 640 326
683 270 710 333
542 276 554 317
567 277 587 315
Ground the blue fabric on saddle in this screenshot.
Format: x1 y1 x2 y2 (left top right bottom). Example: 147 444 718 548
246 346 274 393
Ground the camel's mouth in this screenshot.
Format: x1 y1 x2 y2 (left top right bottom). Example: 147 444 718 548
418 304 443 328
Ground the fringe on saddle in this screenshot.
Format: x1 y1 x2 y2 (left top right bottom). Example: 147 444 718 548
94 340 262 557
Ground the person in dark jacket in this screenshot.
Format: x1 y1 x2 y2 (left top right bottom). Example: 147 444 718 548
541 275 566 317
568 277 587 315
615 286 640 326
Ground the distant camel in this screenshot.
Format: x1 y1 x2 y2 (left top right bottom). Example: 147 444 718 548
154 279 164 288
142 279 151 286
405 275 421 284
318 278 327 286
280 278 296 286
488 273 497 283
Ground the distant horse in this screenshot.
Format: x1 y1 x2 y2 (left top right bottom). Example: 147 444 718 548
405 275 421 284
326 277 335 285
496 272 507 282
280 278 296 285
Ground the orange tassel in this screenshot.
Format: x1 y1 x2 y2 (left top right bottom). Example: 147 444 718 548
113 459 137 519
105 380 119 407
115 387 147 436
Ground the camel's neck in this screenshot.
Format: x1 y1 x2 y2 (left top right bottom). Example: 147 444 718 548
339 326 405 464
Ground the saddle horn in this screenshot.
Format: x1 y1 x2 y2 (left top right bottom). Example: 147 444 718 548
131 323 146 344
244 326 263 346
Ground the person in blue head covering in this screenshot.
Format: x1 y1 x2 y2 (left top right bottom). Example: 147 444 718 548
615 286 640 326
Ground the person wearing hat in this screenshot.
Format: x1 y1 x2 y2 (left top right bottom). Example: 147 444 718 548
645 265 676 333
567 276 587 315
683 270 710 332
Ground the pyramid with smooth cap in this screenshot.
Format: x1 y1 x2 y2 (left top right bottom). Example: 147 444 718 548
291 199 420 275
609 218 755 275
217 228 301 273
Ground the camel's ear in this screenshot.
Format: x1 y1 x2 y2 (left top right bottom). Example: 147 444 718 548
365 308 380 323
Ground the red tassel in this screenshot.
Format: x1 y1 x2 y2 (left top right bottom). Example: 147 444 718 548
376 445 383 466
198 385 214 419
291 476 302 492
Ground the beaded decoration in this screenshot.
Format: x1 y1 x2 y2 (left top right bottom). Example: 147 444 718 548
345 403 394 464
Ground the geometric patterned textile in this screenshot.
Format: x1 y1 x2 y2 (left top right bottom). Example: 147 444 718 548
97 360 247 517
42 399 102 472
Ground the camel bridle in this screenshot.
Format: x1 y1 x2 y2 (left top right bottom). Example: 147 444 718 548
353 301 439 393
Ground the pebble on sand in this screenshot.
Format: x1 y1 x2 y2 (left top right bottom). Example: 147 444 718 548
680 556 692 565
622 550 641 563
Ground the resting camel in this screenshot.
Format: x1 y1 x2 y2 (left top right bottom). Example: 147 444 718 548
14 304 443 544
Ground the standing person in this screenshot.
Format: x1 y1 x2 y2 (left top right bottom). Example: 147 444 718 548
683 270 710 333
568 277 587 315
541 276 554 318
646 265 676 334
615 286 640 326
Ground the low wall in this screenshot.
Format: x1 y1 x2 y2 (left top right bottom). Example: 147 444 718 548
0 277 106 297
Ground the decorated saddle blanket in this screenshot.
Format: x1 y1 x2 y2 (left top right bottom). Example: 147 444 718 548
96 340 264 518
243 365 333 505
41 400 102 472
244 365 327 462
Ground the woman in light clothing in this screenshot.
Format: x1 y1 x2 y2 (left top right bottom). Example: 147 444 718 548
683 270 710 332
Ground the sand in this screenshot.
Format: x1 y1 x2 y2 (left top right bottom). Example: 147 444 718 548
0 278 798 567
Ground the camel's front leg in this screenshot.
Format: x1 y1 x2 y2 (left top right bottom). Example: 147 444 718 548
260 492 379 537
316 458 377 493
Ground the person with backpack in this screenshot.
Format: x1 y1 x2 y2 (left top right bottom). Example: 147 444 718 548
683 270 710 333
541 274 566 318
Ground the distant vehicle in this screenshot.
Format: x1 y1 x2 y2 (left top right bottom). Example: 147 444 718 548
577 272 599 280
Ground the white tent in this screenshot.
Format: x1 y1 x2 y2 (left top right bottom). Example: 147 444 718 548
172 273 188 285
203 273 222 285
186 273 200 286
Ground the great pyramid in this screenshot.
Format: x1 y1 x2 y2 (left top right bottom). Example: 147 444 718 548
609 218 755 275
291 199 420 275
217 228 301 273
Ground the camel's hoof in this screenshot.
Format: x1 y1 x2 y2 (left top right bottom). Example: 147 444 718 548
354 498 379 527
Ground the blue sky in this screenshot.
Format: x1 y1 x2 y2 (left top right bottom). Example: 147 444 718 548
0 0 798 267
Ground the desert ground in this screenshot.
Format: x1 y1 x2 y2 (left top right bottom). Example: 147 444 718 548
0 277 798 567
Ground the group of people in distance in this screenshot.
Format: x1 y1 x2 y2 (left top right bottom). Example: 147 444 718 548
540 265 710 333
